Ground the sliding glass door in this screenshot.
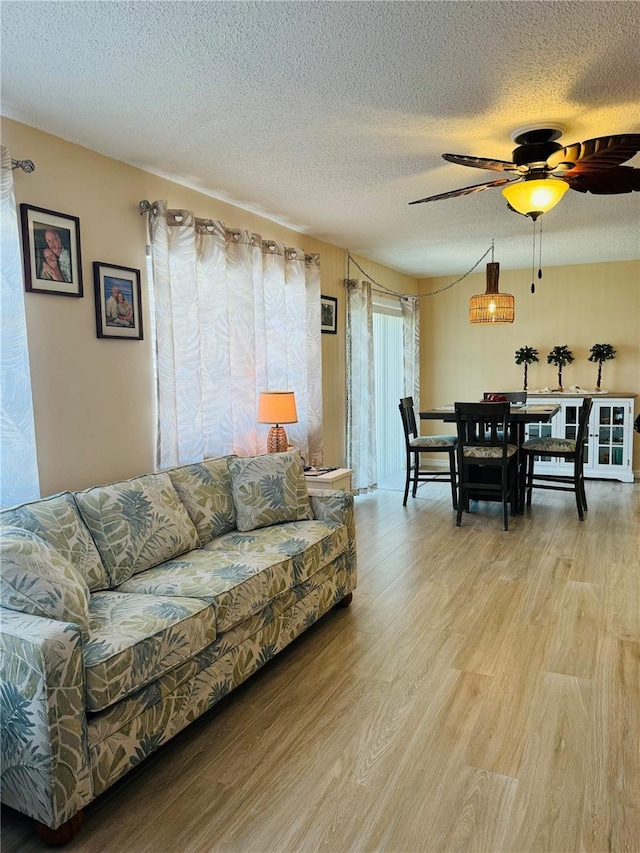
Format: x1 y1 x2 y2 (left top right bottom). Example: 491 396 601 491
373 299 404 484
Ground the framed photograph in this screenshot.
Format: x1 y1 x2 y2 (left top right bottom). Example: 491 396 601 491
321 294 338 334
20 204 83 297
93 262 143 341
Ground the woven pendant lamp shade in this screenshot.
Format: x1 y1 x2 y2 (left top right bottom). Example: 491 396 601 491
469 262 515 324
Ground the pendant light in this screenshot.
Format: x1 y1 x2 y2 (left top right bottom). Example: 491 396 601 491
469 244 514 324
501 177 569 220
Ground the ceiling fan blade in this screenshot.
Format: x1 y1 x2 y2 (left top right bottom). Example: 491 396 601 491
409 177 516 204
442 153 517 172
547 134 640 172
563 165 640 195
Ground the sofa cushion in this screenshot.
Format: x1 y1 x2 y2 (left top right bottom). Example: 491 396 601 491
228 451 312 533
84 591 215 712
0 492 109 591
116 547 295 633
167 457 236 545
74 472 200 587
0 527 90 634
204 520 348 584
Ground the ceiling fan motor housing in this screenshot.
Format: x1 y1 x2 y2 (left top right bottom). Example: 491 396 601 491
512 140 563 168
511 127 564 168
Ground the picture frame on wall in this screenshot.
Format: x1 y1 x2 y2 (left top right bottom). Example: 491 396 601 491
321 294 338 334
20 204 83 297
93 262 143 341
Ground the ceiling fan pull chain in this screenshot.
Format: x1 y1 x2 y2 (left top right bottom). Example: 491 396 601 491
538 218 543 282
531 219 537 294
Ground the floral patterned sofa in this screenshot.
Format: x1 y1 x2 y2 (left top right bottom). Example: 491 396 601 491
0 451 356 844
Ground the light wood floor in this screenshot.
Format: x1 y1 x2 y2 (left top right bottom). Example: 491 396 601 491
2 479 639 852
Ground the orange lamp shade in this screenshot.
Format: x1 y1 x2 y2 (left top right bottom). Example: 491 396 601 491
257 391 298 425
257 391 298 453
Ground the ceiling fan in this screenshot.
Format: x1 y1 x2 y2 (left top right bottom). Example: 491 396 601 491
410 127 640 218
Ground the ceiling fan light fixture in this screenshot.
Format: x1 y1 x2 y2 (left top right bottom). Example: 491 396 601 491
469 261 514 325
501 177 569 218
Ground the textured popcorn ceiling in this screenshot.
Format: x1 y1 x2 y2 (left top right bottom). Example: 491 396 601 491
2 1 639 276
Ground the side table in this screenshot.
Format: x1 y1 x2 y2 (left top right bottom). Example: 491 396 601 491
304 467 352 493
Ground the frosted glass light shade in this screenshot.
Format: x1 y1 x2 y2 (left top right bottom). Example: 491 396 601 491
502 178 569 218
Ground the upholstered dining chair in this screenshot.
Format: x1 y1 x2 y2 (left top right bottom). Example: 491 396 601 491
454 401 519 531
398 397 457 508
521 396 593 520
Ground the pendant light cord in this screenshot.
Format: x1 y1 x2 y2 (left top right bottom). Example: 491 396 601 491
346 243 494 300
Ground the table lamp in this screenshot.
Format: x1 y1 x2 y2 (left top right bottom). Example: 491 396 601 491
257 391 298 453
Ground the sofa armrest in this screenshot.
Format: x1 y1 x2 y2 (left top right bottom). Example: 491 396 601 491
309 490 357 575
0 608 92 829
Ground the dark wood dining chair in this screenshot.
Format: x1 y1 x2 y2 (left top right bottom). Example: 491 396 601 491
481 392 527 440
399 397 457 508
521 396 593 520
454 401 519 531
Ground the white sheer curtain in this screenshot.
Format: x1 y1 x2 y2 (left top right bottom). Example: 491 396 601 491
401 295 420 404
347 282 421 493
147 201 322 468
0 147 40 507
346 279 376 494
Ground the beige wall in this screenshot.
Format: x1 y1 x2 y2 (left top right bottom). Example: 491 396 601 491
349 254 419 298
2 118 417 496
4 118 637 495
419 260 640 463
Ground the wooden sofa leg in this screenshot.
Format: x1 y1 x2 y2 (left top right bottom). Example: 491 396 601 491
37 812 83 847
335 592 353 608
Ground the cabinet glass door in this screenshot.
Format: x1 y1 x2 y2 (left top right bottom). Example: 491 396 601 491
597 405 625 467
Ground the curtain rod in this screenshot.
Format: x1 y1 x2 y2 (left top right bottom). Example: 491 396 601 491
139 200 319 264
11 159 35 173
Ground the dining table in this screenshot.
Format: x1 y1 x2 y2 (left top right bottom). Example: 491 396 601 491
419 402 561 514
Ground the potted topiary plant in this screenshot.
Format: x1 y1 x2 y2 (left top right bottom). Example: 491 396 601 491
588 343 616 391
515 346 539 391
547 345 574 391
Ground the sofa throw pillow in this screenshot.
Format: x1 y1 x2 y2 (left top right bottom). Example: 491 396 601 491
0 527 90 634
228 451 312 533
0 492 109 591
74 472 200 587
167 457 237 545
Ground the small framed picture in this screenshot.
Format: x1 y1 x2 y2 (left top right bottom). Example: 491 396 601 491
321 294 338 334
93 262 143 341
20 204 83 297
